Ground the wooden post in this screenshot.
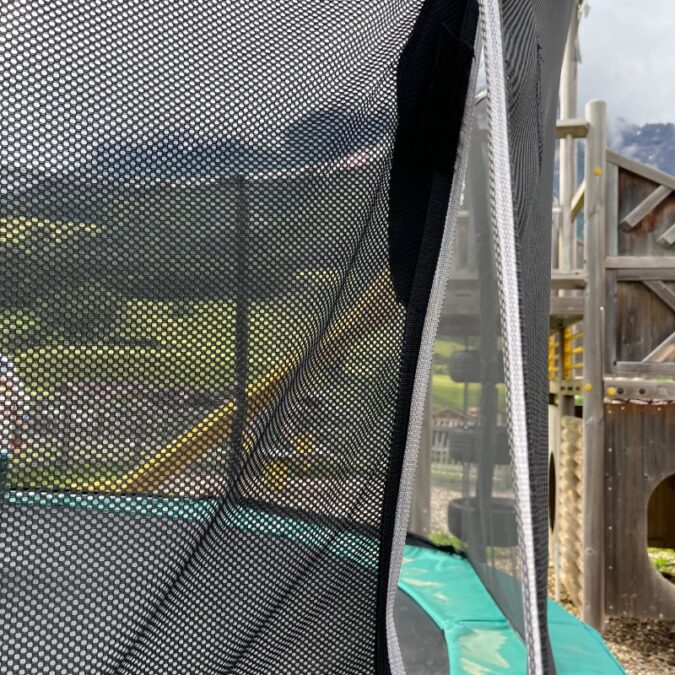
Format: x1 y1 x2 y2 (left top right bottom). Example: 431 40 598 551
559 7 579 272
604 162 619 375
582 99 607 630
548 400 562 601
554 16 580 586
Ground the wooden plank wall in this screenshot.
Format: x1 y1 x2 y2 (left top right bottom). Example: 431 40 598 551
615 282 675 361
605 401 675 619
613 168 675 362
617 171 675 257
602 166 675 620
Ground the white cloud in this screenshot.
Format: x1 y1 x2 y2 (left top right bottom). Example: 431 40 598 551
578 0 675 126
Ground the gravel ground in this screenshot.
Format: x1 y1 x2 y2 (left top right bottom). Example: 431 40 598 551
548 569 675 674
430 483 675 674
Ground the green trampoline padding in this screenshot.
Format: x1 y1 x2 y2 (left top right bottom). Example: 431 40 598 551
398 545 625 674
3 490 623 673
2 490 380 572
3 490 218 523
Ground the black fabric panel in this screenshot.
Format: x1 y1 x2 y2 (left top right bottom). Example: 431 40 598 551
388 0 479 305
499 0 575 670
377 0 478 670
415 29 475 173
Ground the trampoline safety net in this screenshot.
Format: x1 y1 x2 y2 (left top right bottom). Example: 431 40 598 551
0 0 572 673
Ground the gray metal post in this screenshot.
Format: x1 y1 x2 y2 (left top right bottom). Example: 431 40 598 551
582 99 608 630
410 384 432 536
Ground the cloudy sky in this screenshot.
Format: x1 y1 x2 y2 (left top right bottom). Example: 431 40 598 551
578 0 675 127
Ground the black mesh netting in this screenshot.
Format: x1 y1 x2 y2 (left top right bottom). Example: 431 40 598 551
408 2 574 672
1 1 479 673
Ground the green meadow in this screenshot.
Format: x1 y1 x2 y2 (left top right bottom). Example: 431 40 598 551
0 215 484 416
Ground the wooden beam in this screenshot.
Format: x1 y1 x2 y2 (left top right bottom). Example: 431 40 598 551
607 149 675 192
619 185 672 231
615 361 675 377
605 163 619 375
643 331 675 363
618 269 675 282
550 295 584 318
556 118 589 139
570 180 586 222
644 281 675 313
551 271 587 289
550 379 583 396
657 222 675 247
558 42 579 273
605 377 675 401
606 256 675 271
582 99 607 631
552 207 562 268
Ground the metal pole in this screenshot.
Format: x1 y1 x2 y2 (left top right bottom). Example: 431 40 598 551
410 384 432 536
230 175 249 497
582 99 607 630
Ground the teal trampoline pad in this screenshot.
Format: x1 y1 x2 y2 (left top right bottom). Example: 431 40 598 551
398 545 625 674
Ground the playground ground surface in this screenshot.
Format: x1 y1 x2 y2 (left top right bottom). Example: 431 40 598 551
550 568 675 675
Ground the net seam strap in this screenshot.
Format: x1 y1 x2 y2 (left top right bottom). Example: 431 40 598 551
479 0 545 671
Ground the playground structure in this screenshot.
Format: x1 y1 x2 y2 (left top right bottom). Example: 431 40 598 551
413 46 675 637
548 7 675 628
548 106 675 628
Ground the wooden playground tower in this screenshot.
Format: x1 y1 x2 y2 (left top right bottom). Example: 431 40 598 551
548 9 675 630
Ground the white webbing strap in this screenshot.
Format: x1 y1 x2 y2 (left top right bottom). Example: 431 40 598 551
478 0 545 672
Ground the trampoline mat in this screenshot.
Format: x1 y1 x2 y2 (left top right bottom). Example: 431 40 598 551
1 492 449 673
399 545 625 674
2 493 382 673
1 492 623 674
394 589 449 674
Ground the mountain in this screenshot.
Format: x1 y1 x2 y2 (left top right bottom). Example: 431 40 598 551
554 121 675 198
610 120 675 177
81 108 392 181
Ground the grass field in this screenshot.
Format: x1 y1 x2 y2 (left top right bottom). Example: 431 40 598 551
0 205 486 432
430 372 479 411
8 294 324 398
430 338 504 412
0 211 479 408
2 302 490 434
648 547 675 582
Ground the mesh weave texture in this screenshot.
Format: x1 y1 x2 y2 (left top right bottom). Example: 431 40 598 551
1 1 477 672
406 3 573 672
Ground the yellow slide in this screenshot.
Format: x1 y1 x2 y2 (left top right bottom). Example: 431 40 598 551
75 271 395 495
